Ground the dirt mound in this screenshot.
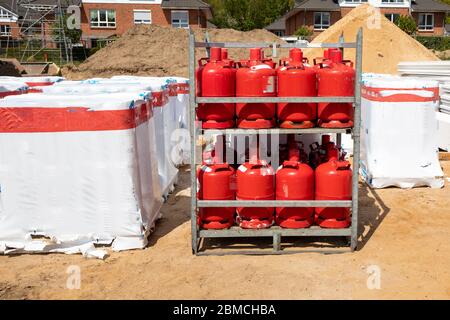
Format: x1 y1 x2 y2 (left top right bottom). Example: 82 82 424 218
304 4 439 74
63 25 286 80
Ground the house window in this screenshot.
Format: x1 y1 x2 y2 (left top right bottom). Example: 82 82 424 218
314 12 330 30
0 25 11 36
134 10 151 24
90 9 116 28
385 13 400 23
344 0 368 3
418 13 434 31
171 10 189 28
274 30 285 37
0 8 13 19
381 0 404 3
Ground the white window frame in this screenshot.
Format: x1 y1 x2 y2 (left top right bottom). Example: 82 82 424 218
0 8 13 19
381 0 404 3
344 0 368 3
133 9 152 25
0 25 11 36
171 10 189 29
314 12 330 31
385 13 400 23
90 9 116 29
418 13 434 31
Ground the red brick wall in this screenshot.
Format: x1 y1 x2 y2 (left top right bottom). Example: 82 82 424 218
81 3 207 47
286 11 341 36
0 22 20 39
413 12 446 36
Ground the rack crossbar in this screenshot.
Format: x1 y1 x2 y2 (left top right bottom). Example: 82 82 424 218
196 97 355 104
194 42 357 49
198 200 351 208
199 226 351 238
200 128 351 135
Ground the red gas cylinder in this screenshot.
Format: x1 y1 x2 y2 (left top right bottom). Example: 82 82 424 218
261 50 277 69
313 48 339 68
318 134 331 163
276 146 314 228
197 163 236 229
197 47 236 129
315 149 352 228
221 48 235 67
277 48 317 128
196 57 207 97
236 48 277 129
317 49 355 128
236 160 275 229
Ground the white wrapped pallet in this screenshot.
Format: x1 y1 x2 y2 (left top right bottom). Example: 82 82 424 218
112 76 190 130
85 78 181 194
360 76 444 189
0 93 162 257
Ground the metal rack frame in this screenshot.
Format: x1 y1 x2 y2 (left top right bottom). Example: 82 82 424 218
188 28 363 255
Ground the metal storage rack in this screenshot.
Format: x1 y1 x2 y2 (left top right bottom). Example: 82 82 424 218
188 28 363 255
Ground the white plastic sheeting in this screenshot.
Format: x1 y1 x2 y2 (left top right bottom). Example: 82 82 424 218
397 61 450 113
441 84 450 114
360 75 444 189
0 76 64 86
0 92 163 258
79 77 181 194
437 111 450 152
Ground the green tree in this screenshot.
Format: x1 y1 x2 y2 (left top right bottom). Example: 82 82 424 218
395 15 417 35
206 0 294 31
294 26 313 38
51 14 82 45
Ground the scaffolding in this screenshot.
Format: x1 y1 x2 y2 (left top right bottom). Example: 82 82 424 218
2 0 72 65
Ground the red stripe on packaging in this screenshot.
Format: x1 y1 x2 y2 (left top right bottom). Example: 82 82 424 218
361 85 439 102
0 102 152 133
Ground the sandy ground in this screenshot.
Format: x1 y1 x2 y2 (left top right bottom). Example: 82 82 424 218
1 162 449 300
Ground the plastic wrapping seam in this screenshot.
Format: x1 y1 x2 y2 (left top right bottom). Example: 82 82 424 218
152 90 169 107
0 103 152 133
176 83 190 95
0 91 23 98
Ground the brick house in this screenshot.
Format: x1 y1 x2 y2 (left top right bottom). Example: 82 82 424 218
80 0 212 48
274 0 450 38
0 1 20 43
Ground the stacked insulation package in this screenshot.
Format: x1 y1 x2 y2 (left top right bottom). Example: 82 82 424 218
0 75 191 257
360 75 444 189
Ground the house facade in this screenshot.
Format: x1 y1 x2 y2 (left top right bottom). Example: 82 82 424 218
0 1 20 43
282 0 450 37
80 0 212 48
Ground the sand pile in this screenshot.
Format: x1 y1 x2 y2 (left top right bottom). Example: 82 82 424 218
63 25 286 80
304 4 438 74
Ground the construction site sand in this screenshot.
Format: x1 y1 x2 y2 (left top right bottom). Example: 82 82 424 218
62 25 287 80
304 4 438 74
1 161 449 300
